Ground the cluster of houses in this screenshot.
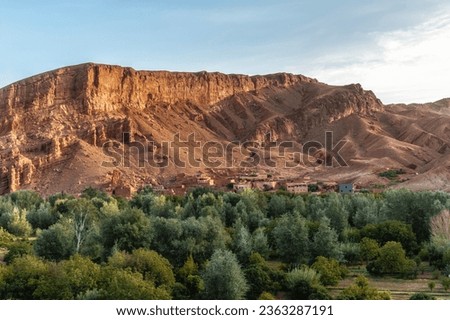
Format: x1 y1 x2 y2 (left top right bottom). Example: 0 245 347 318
110 170 355 198
233 174 354 194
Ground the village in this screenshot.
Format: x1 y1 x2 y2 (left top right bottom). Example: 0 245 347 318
110 169 359 198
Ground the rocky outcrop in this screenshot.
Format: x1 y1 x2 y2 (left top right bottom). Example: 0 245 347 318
205 82 383 141
0 63 318 115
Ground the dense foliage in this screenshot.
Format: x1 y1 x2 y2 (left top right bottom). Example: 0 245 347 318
0 188 449 300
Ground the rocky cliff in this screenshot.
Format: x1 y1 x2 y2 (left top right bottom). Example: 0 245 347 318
1 63 426 195
0 63 318 114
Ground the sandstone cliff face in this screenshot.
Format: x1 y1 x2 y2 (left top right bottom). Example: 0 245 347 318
0 63 385 195
86 64 319 110
0 63 318 115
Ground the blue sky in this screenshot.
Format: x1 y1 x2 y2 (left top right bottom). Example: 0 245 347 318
0 0 449 103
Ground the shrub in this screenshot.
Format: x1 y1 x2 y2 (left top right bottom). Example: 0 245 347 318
339 276 391 300
311 256 348 286
258 291 276 300
367 242 417 278
410 293 436 300
3 241 33 264
285 266 331 300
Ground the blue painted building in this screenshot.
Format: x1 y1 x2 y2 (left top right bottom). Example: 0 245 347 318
339 183 353 193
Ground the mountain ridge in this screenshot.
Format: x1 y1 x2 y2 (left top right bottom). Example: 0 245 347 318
0 63 448 195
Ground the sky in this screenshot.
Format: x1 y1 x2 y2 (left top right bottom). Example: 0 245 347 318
0 0 449 103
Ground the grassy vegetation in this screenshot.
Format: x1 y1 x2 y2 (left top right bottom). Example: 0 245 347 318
329 265 450 300
379 169 405 180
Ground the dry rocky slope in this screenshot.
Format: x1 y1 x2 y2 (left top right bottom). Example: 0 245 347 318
0 63 448 195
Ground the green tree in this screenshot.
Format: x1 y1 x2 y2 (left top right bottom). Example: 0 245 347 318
426 237 450 270
174 255 204 299
78 224 103 262
232 221 253 263
96 266 170 299
33 255 101 299
251 227 270 258
202 249 248 299
132 191 179 218
340 242 361 264
285 266 330 300
361 220 418 255
323 193 349 237
272 213 310 263
236 189 268 231
34 222 75 261
409 293 436 300
380 190 447 244
81 187 110 202
0 206 32 237
441 277 450 292
100 207 152 256
3 241 33 264
268 194 287 218
311 218 343 260
360 237 380 264
291 196 306 216
244 253 278 299
311 256 348 286
0 255 48 299
150 217 183 265
65 198 99 254
108 249 175 289
367 241 417 278
27 202 59 230
8 190 43 211
351 195 383 228
0 227 14 247
179 215 229 265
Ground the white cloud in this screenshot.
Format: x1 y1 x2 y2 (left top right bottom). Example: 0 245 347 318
307 11 450 104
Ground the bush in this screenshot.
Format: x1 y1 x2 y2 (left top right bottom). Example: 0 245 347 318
258 291 276 300
244 253 279 299
409 293 436 300
7 190 43 211
285 266 331 300
366 241 417 278
0 255 48 299
0 206 32 237
3 241 33 264
34 223 75 261
340 242 361 264
108 249 175 289
378 169 404 180
100 207 153 255
360 220 418 255
272 213 310 264
311 256 348 286
202 249 248 300
339 276 391 300
441 277 450 291
0 228 14 246
27 203 59 230
97 267 170 299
